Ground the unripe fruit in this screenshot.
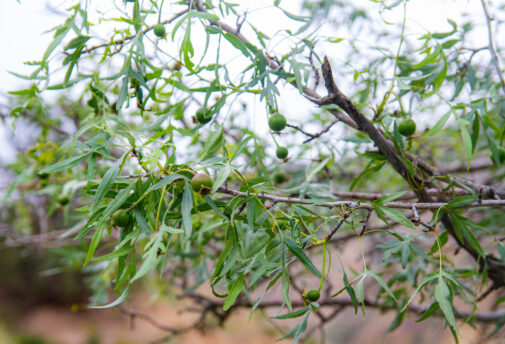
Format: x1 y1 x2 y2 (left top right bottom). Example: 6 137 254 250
38 172 49 180
172 61 182 71
57 195 70 206
276 146 288 160
153 24 166 38
273 172 286 184
268 113 287 132
196 108 212 124
191 173 213 195
398 119 416 137
306 289 320 302
497 147 505 164
112 211 130 228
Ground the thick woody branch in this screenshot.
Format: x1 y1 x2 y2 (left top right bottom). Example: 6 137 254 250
318 56 505 287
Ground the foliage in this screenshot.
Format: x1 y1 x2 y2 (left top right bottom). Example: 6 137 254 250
3 0 505 342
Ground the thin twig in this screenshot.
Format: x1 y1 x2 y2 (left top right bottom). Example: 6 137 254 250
480 0 505 93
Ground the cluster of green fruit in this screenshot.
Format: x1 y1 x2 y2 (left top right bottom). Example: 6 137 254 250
268 113 289 160
111 172 214 228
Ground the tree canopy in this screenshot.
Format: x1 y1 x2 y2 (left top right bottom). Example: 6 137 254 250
3 0 505 342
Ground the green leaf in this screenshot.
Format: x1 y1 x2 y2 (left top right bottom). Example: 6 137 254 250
458 116 473 169
374 191 407 205
223 32 251 57
100 182 136 223
39 153 90 174
182 181 193 238
445 195 477 209
65 35 91 50
273 306 310 320
375 205 417 230
191 10 219 21
223 274 245 311
416 302 439 322
89 286 129 309
369 270 397 301
148 173 185 191
92 157 122 212
43 25 70 61
284 238 322 277
435 276 459 335
212 164 231 193
281 271 292 311
401 273 438 312
426 110 451 136
93 245 131 262
84 226 104 267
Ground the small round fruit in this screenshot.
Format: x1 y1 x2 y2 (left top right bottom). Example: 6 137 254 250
268 113 287 132
196 108 213 124
112 211 130 228
57 195 70 206
276 146 288 160
273 172 286 184
153 24 166 38
172 61 182 71
191 173 213 195
37 172 49 180
306 289 320 302
398 119 416 137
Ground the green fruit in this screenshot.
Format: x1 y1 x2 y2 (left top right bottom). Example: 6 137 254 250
273 172 286 184
497 147 505 164
112 211 130 228
191 173 213 195
153 24 166 38
172 61 182 71
268 113 287 131
306 289 320 302
276 146 288 160
398 119 416 137
57 195 70 206
196 108 213 124
37 172 49 180
275 220 289 230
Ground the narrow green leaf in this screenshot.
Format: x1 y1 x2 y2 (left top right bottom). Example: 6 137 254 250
84 226 104 267
284 238 322 277
93 245 131 262
369 270 397 301
89 286 129 309
273 306 310 320
212 164 231 193
375 205 417 230
191 10 219 21
458 117 473 169
282 271 292 311
182 181 193 238
148 173 185 191
426 110 451 136
39 153 90 174
223 274 245 311
435 276 459 335
92 158 122 212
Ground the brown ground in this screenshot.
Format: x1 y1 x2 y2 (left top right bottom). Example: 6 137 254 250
3 292 501 344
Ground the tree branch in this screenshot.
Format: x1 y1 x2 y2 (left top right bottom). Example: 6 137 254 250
480 0 505 94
